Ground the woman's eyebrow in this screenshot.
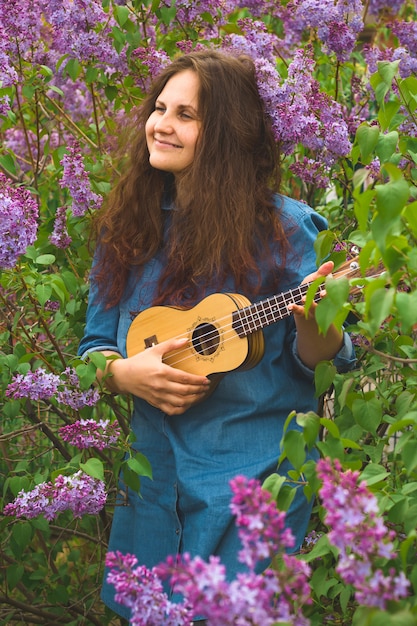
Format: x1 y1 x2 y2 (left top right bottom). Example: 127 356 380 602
155 98 198 113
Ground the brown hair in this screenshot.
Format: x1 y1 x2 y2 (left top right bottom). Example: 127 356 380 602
92 49 288 307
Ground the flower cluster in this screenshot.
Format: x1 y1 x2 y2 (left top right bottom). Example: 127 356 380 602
106 551 191 626
229 474 295 568
6 368 61 401
288 0 364 62
49 205 72 249
0 173 39 270
106 476 312 626
56 367 100 409
59 139 102 217
59 418 121 450
6 366 100 409
3 470 106 521
317 458 410 609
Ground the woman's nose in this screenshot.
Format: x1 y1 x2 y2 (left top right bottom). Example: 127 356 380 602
154 112 173 133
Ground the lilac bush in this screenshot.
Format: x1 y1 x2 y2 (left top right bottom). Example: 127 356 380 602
1 0 416 624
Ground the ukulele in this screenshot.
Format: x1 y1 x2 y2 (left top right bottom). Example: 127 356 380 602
126 258 380 376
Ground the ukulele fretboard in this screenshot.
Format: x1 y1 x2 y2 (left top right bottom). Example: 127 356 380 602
232 281 323 338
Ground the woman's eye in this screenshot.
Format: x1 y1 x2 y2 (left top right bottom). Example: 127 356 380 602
180 112 192 120
154 105 165 113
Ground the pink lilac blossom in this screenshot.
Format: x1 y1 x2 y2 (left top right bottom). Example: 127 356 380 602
59 418 120 450
107 476 312 626
60 139 102 217
3 470 106 521
0 174 39 270
317 457 410 609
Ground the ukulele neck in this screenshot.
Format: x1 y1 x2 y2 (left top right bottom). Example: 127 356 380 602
231 281 322 338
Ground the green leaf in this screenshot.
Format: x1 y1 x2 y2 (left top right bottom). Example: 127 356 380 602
35 254 56 265
402 440 417 475
127 452 153 480
375 130 398 163
356 124 380 162
314 361 337 397
6 564 24 590
296 411 321 447
114 4 130 26
281 430 306 470
36 283 53 307
378 60 400 86
375 174 409 218
12 521 33 549
352 398 382 435
360 463 389 486
396 291 417 334
0 153 17 176
79 458 104 481
262 473 287 500
403 201 417 238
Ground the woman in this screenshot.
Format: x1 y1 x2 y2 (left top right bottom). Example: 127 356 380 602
79 50 355 621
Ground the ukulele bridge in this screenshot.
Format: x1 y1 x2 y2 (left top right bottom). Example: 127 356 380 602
144 335 158 348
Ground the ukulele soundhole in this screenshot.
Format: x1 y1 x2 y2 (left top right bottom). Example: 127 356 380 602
192 323 220 356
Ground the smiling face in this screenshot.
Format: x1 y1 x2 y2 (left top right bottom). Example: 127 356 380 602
145 69 201 176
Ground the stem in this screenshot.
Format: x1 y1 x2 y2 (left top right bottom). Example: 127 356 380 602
20 276 68 370
89 82 102 153
43 93 98 150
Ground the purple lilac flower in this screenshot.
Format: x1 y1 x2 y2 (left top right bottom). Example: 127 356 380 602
0 174 39 270
366 157 381 181
59 418 120 450
105 551 192 626
229 474 295 569
3 470 106 520
317 457 410 609
0 24 18 87
6 366 99 408
56 367 100 409
49 206 72 249
131 46 172 91
60 139 102 217
6 368 60 401
236 43 351 168
368 0 407 15
0 0 46 59
43 0 127 73
290 158 331 189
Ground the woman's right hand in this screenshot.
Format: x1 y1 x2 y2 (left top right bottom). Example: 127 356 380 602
100 338 212 416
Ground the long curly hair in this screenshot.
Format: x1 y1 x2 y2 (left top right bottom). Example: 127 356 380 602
92 49 289 307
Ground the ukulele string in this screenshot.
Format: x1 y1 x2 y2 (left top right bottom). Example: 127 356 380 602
164 264 382 370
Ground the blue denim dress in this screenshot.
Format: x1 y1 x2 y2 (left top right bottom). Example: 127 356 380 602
78 194 355 620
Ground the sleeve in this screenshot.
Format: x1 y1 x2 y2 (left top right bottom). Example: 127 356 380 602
291 331 357 378
77 269 121 360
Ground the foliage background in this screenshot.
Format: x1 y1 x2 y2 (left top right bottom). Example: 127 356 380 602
1 0 417 624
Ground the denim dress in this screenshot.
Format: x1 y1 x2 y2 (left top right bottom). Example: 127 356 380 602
78 194 356 620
